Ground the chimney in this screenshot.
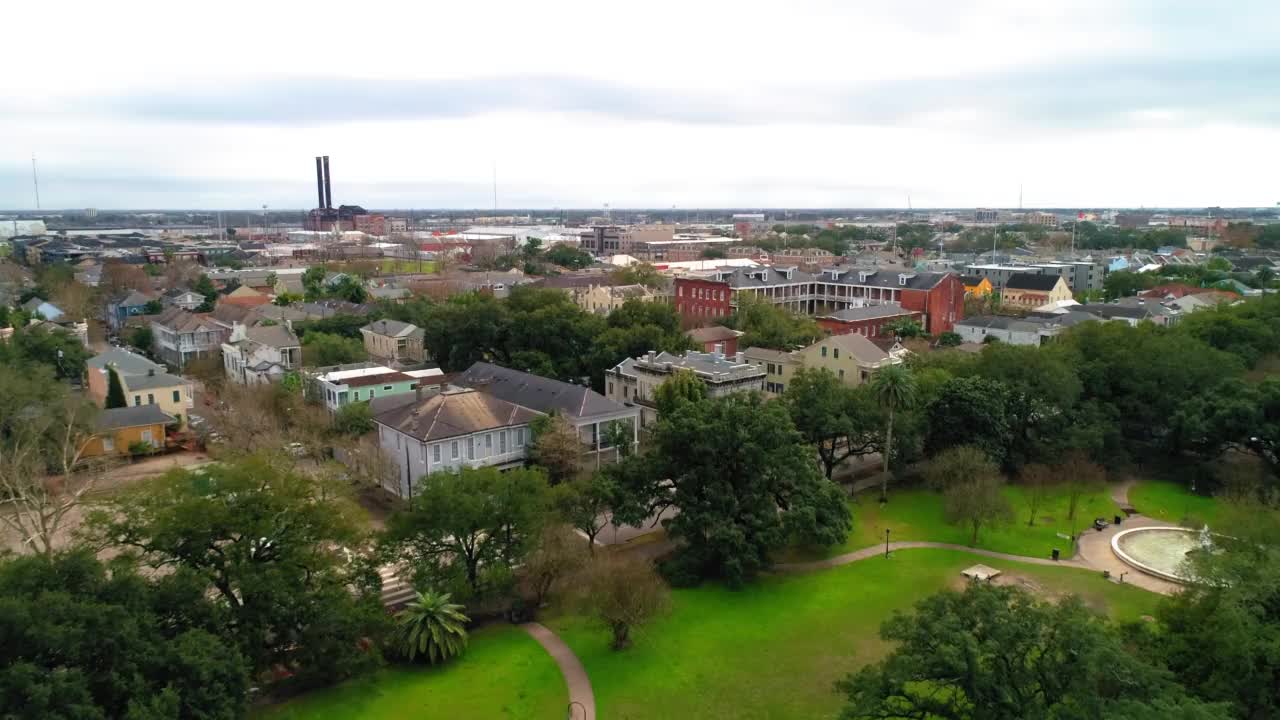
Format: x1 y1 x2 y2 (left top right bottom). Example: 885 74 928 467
322 155 333 209
713 342 724 359
314 157 325 209
735 351 744 363
646 350 655 364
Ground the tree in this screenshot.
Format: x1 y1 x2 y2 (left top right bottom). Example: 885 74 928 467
700 246 727 259
652 367 707 416
105 366 128 408
544 244 594 270
612 393 850 585
142 298 163 314
839 583 1230 720
521 525 588 608
936 331 962 347
884 318 924 339
1018 462 1055 527
303 331 367 366
0 551 250 720
947 470 1012 546
725 294 822 350
926 376 1014 465
0 366 108 557
529 414 583 484
274 291 303 306
86 455 387 686
581 554 670 650
609 262 664 289
381 466 550 599
1104 270 1157 300
332 400 374 436
871 364 917 501
394 591 469 664
191 273 218 312
128 325 154 355
553 472 616 553
785 369 881 479
1058 450 1105 528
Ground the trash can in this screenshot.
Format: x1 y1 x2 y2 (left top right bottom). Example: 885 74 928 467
1051 548 1060 561
1114 515 1122 526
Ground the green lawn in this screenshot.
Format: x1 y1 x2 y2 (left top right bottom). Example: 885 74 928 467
1129 479 1222 527
548 548 1157 720
256 624 566 719
784 486 1123 563
380 259 436 274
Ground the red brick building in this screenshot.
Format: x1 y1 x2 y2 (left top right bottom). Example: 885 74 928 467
817 304 923 338
675 266 964 334
684 325 743 355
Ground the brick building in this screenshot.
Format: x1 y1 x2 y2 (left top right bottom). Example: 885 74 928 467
816 303 922 338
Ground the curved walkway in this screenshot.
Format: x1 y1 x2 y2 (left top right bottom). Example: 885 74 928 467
775 541 1089 573
522 622 596 720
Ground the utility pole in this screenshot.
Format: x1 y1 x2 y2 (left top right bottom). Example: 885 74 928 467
31 154 41 210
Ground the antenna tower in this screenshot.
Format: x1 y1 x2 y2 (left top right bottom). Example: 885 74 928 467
31 154 41 210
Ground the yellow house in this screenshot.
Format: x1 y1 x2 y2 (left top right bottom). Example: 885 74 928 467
85 348 194 426
960 275 993 297
1001 273 1072 310
797 333 901 386
81 405 172 459
742 346 803 396
579 283 658 315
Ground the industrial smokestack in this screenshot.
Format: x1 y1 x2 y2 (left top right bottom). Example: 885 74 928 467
314 157 324 209
322 156 333 209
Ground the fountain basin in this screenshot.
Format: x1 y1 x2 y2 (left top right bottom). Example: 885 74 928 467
1111 526 1205 583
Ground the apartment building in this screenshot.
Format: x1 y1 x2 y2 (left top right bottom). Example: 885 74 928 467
605 346 765 426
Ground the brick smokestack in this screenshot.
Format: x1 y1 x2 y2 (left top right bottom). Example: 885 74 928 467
322 155 333 209
314 156 324 209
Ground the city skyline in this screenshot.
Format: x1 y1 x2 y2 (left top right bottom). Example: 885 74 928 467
3 1 1279 210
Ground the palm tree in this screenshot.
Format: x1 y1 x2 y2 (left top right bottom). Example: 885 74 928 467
871 364 917 502
395 590 470 664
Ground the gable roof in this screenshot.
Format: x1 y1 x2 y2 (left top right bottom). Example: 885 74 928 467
458 362 629 422
373 388 543 443
362 319 422 338
1005 273 1062 291
117 290 155 307
121 371 188 391
812 333 892 364
226 285 266 299
96 404 173 431
244 324 300 348
88 348 164 375
684 325 743 344
151 306 218 333
959 275 988 286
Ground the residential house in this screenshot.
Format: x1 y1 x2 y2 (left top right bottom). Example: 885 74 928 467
797 333 901 386
373 388 544 498
87 348 195 423
22 297 64 322
106 289 155 333
150 306 224 370
580 283 658 315
221 323 302 384
605 346 765 426
162 288 205 312
21 297 88 347
314 364 420 412
458 362 640 460
684 325 743 355
360 319 426 364
960 275 993 297
953 315 1068 346
367 286 412 303
81 405 172 459
221 285 270 307
743 346 803 396
1079 301 1175 327
1001 273 1072 310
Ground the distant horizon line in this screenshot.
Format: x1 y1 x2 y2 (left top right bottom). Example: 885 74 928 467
4 205 1276 215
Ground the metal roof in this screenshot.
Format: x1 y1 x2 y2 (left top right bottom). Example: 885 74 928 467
374 388 542 442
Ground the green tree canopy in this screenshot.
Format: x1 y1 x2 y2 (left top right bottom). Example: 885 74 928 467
105 366 128 409
302 331 367 366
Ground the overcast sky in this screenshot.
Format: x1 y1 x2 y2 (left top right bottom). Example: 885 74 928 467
3 1 1279 210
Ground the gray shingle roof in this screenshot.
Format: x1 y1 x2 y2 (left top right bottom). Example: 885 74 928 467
244 324 300 348
88 348 163 375
96 405 174 431
362 319 421 338
373 388 543 443
1005 273 1062 291
122 371 188 391
459 362 630 422
820 304 917 322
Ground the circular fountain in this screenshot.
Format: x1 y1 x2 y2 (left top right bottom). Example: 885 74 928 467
1111 526 1212 584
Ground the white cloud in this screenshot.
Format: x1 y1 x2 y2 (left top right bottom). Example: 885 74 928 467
2 0 1278 208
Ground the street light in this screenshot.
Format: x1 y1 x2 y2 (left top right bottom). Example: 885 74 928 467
567 701 587 719
885 528 891 559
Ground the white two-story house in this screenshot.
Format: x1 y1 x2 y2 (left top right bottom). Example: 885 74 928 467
221 323 302 384
372 387 544 498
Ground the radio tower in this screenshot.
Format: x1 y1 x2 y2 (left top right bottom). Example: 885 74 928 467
31 154 41 210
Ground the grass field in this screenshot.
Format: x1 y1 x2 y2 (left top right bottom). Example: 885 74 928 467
256 624 566 720
548 548 1157 720
1129 479 1222 527
783 486 1123 563
380 259 436 274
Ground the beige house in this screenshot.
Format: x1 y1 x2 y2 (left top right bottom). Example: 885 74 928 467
1001 273 1072 310
743 346 803 396
797 333 901 386
86 348 194 426
579 283 658 315
360 319 426 363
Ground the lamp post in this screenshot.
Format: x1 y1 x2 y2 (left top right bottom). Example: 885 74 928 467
567 701 587 719
885 528 891 559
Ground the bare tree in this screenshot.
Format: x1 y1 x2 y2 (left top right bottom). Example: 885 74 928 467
521 525 588 610
581 553 670 650
1058 450 1105 528
0 400 111 556
1018 463 1056 527
529 415 584 484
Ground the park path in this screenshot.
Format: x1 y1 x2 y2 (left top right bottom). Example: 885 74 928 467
522 622 596 720
774 541 1090 573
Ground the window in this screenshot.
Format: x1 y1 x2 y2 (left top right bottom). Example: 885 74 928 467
140 429 153 445
102 436 114 452
134 395 142 406
821 347 828 357
467 437 475 459
839 369 845 380
148 393 155 405
500 431 507 453
833 349 839 360
433 445 441 463
172 390 181 403
608 381 614 395
383 385 393 391
451 441 459 459
516 428 525 447
485 434 492 449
